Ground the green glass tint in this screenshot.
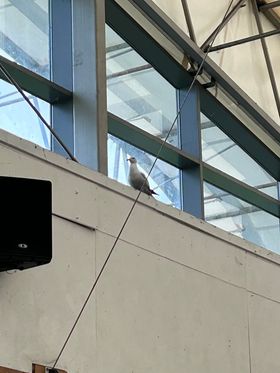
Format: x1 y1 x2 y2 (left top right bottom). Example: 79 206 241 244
108 134 181 208
0 1 49 78
204 182 280 253
0 79 50 148
201 113 278 198
106 25 178 147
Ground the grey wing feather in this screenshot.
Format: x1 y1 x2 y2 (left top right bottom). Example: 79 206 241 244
139 174 153 195
140 172 150 186
128 164 154 196
130 172 152 195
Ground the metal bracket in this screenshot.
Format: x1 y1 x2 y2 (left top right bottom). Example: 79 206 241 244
202 77 216 89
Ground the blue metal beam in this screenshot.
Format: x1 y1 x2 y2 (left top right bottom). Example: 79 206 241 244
179 85 204 218
50 0 74 158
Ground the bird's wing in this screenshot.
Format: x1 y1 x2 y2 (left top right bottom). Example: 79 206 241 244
128 164 154 195
131 172 152 194
140 172 151 188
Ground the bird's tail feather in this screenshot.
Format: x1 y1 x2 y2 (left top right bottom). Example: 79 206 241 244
150 189 158 195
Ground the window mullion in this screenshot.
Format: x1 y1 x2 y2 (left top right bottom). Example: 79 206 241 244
72 0 107 173
179 84 204 219
50 0 74 157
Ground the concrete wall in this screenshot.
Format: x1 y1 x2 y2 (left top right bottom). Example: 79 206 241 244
1 131 280 372
152 0 280 125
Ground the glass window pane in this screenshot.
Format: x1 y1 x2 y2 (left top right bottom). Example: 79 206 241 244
204 182 280 253
0 79 50 149
201 113 278 199
0 0 49 78
106 25 178 147
108 134 181 208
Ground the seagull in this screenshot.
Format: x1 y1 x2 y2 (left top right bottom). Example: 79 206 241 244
127 157 158 196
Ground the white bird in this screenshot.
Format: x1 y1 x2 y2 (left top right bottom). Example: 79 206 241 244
127 157 158 196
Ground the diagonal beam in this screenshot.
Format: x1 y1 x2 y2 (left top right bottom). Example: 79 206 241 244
209 28 280 51
251 0 280 118
259 1 280 10
200 0 247 51
261 9 280 28
181 0 196 43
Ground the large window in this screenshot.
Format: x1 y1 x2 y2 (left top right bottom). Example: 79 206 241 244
204 182 280 253
0 0 49 78
106 25 178 147
0 79 50 148
201 113 278 198
0 0 51 149
201 111 279 251
106 24 181 208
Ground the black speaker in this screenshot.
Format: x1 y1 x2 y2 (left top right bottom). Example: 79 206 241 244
0 176 52 272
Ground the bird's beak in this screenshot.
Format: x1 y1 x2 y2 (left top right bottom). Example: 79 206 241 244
127 158 130 162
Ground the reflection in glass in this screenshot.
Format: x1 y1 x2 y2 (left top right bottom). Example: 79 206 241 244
106 25 178 146
0 79 50 148
201 113 278 199
108 134 181 208
204 182 280 253
0 0 49 78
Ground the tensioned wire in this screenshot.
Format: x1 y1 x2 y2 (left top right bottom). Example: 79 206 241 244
0 64 78 162
51 0 236 368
